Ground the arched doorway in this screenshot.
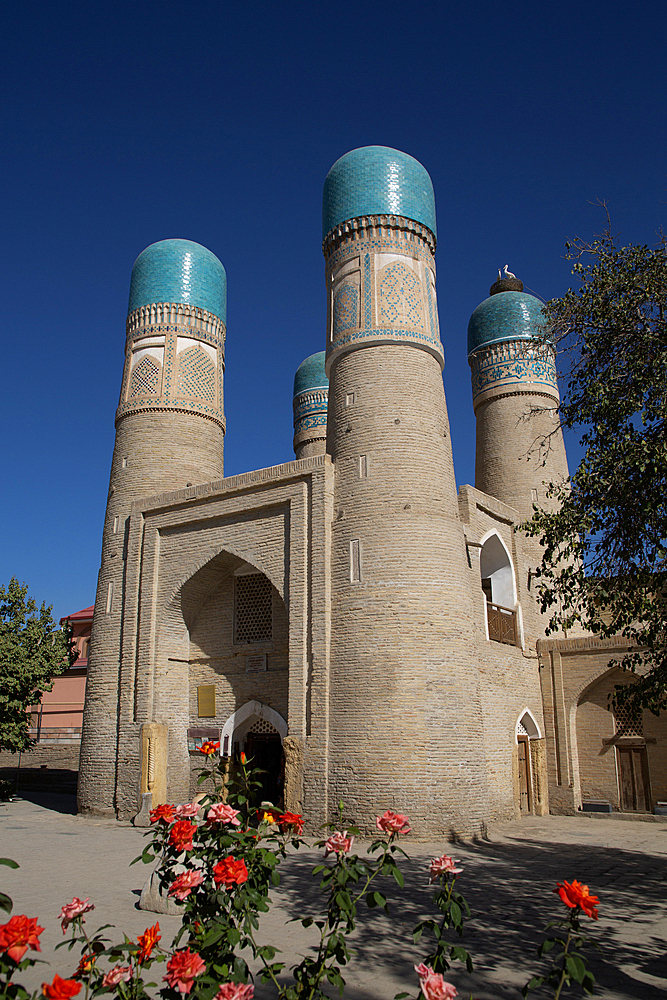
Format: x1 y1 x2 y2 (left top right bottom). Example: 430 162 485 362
221 701 287 809
516 710 542 815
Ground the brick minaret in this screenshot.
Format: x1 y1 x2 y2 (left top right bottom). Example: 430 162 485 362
468 275 569 520
323 147 489 836
79 239 226 816
292 351 329 458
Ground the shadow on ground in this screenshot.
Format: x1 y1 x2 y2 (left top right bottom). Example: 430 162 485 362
249 833 667 1000
11 790 78 815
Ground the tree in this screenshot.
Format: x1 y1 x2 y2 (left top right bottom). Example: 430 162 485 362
523 225 667 716
0 578 74 752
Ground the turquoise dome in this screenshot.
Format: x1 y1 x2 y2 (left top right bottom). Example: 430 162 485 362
467 291 545 355
293 351 328 399
128 239 226 322
323 146 436 240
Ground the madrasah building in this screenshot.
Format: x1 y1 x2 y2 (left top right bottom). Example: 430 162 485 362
77 146 667 835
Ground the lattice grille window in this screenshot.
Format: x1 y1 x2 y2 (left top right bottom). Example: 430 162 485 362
614 704 643 736
247 718 278 735
130 356 160 397
234 574 272 644
177 346 215 402
517 721 529 736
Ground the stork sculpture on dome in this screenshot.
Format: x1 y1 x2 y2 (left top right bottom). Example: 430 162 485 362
503 264 516 279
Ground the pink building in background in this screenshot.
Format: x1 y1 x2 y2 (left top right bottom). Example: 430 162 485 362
30 606 93 743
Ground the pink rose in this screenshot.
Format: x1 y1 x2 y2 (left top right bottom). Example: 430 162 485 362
214 984 254 1000
376 809 411 835
174 803 200 819
167 870 205 901
58 898 94 933
415 964 458 1000
323 831 354 857
102 966 132 988
429 854 463 882
206 803 241 827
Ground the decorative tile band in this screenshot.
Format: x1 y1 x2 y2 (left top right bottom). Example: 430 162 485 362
326 237 443 369
126 304 225 349
327 326 444 366
469 339 558 404
293 387 328 437
323 214 435 259
116 310 225 429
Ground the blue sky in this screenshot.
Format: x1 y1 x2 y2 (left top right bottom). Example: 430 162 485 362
1 0 665 622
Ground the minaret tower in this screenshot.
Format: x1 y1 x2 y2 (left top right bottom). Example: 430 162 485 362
467 273 569 519
292 351 329 458
79 239 227 817
323 147 489 836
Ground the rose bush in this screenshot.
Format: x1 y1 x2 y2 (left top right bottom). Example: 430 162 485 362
0 755 603 1000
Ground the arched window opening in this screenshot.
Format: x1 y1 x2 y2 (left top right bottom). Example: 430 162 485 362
480 534 517 646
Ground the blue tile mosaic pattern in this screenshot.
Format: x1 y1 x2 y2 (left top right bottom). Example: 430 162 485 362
293 351 328 399
323 147 436 240
467 291 546 355
128 239 227 322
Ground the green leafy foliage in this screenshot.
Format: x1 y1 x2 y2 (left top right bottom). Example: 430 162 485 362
523 910 598 998
522 227 667 714
0 578 74 752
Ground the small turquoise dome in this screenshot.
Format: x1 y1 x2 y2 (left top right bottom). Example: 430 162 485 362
467 291 545 355
128 239 226 322
323 146 436 240
293 352 328 398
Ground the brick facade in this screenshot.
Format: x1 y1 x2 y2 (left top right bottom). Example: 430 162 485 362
78 149 665 833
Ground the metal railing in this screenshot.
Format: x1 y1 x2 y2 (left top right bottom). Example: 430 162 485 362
486 603 518 646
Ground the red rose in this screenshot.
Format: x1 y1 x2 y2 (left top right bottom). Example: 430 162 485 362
42 975 82 1000
198 741 220 756
136 922 161 963
278 812 304 835
163 948 206 994
213 857 249 889
554 880 599 920
150 804 175 825
0 914 44 963
169 820 196 852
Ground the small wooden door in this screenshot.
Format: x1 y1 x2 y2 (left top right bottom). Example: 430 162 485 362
617 746 651 812
518 737 532 814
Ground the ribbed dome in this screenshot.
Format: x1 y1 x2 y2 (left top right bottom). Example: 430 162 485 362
467 291 545 355
128 239 226 322
293 351 328 398
323 146 436 240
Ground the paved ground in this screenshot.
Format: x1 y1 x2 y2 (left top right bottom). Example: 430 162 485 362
1 793 666 999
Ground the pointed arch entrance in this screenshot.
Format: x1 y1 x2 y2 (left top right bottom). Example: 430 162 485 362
222 701 287 808
515 709 543 816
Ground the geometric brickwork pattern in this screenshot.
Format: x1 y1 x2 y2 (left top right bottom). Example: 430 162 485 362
177 346 215 403
379 261 424 329
247 717 279 735
234 574 273 645
614 704 643 736
130 356 160 397
333 284 359 333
